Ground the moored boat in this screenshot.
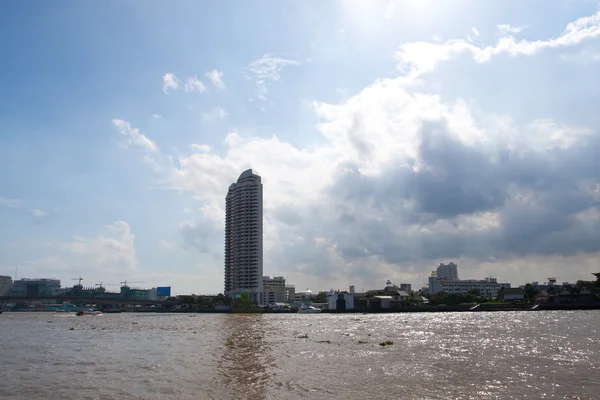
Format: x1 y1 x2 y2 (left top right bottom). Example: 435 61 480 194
76 309 102 316
298 304 322 314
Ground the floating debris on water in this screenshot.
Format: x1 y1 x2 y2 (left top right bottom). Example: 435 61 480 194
379 341 394 346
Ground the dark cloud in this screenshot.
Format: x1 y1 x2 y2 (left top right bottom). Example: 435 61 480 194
319 121 600 267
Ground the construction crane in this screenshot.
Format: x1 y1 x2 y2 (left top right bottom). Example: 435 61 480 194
72 276 84 286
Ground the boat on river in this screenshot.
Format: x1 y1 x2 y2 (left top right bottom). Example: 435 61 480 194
298 305 322 314
76 309 102 316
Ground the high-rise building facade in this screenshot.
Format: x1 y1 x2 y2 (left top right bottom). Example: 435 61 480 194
0 275 13 296
224 169 263 304
436 262 459 280
12 278 61 296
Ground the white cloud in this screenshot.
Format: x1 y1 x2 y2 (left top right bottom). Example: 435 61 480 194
184 76 207 92
190 144 211 153
155 68 600 291
496 24 527 35
248 54 299 82
0 196 22 207
162 73 179 93
201 107 228 121
471 27 480 37
62 221 139 271
395 10 600 79
152 113 162 119
158 239 182 250
205 69 226 89
29 209 46 217
106 10 600 293
112 119 158 153
246 54 300 101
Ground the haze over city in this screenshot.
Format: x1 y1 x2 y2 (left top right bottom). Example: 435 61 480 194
2 1 600 295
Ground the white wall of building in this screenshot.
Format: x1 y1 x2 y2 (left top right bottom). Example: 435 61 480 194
328 293 355 310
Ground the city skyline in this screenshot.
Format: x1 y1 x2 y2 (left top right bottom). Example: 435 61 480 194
2 2 600 295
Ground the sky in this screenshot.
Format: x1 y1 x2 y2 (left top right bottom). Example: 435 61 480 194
1 0 600 295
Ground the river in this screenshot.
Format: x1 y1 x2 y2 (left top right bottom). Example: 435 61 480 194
1 311 599 399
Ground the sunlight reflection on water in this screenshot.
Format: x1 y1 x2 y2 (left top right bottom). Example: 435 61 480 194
1 311 599 399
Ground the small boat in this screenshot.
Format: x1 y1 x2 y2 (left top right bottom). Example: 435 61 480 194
76 309 102 316
298 305 322 314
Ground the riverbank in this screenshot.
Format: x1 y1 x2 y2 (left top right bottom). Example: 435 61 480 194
5 303 599 314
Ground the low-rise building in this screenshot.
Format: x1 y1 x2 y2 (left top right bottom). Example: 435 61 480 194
502 288 525 302
368 291 410 309
328 292 355 311
294 289 313 302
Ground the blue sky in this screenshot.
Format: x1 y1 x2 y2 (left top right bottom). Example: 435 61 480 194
2 1 600 294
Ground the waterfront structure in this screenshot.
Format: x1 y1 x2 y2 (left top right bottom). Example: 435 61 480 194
263 276 295 305
328 292 355 311
0 275 12 296
428 263 510 298
12 278 61 296
368 291 410 309
502 288 525 302
224 169 264 304
430 276 510 298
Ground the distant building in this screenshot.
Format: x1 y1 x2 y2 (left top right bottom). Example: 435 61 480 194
502 288 525 302
399 283 412 293
430 277 510 298
428 262 509 298
263 276 295 304
224 169 264 304
368 291 410 309
12 278 61 297
295 289 313 302
435 262 459 280
328 292 355 311
0 275 12 296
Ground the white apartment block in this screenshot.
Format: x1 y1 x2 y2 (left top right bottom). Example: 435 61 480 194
224 169 264 304
430 277 511 298
428 262 510 298
435 262 459 280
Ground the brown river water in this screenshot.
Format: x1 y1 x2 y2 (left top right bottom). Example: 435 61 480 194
1 311 599 399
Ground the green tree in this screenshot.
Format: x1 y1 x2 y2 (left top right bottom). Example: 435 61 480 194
405 297 422 306
355 297 368 309
593 272 600 287
313 291 328 303
523 283 540 302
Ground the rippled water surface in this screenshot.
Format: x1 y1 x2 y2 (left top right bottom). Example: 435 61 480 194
1 311 599 399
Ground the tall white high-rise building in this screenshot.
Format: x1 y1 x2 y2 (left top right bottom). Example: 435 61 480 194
436 262 459 280
224 169 264 304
